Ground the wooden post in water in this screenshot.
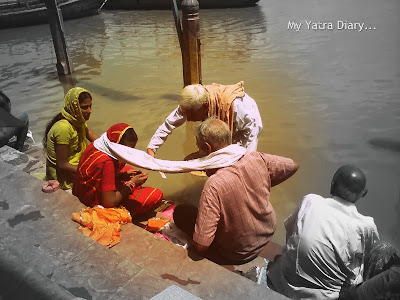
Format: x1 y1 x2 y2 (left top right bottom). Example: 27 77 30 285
181 0 201 87
44 0 73 75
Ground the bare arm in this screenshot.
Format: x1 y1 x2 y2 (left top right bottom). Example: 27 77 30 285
102 190 125 208
193 241 209 254
86 127 98 143
101 172 149 208
146 148 155 157
55 143 77 175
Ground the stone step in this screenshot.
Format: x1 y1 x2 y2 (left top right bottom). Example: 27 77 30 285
23 143 46 165
0 144 45 176
0 159 289 299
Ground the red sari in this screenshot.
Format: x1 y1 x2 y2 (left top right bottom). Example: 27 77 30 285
73 123 163 216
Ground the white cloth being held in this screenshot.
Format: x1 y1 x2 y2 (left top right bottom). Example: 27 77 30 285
93 132 246 173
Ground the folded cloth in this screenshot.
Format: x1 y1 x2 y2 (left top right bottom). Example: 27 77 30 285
157 204 177 220
146 218 169 232
93 132 246 173
71 205 132 248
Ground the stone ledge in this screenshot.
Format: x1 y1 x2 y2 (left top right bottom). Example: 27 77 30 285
0 151 289 299
0 144 45 175
0 244 77 300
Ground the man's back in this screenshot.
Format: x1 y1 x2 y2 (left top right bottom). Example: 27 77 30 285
268 194 379 299
193 152 295 265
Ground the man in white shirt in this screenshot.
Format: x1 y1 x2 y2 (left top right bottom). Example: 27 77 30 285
146 82 262 157
267 164 379 299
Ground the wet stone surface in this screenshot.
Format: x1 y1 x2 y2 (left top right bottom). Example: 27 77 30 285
0 145 45 174
7 210 44 228
0 201 9 210
0 148 288 300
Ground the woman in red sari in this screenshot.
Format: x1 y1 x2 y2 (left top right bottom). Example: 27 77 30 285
73 123 163 216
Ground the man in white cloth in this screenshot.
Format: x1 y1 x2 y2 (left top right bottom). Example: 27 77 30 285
267 164 379 299
146 82 262 157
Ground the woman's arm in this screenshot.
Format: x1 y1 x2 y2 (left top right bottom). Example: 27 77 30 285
86 127 98 143
101 190 127 208
55 143 78 174
101 172 149 208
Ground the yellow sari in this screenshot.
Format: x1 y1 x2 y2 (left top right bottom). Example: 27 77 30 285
46 87 90 189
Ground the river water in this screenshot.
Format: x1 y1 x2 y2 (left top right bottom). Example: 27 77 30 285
0 0 399 248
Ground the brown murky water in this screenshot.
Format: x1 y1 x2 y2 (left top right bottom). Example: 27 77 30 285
0 0 399 248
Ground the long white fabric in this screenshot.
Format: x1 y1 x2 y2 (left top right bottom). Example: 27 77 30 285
268 194 379 299
93 133 246 173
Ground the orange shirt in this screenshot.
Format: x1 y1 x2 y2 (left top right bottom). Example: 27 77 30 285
194 152 296 265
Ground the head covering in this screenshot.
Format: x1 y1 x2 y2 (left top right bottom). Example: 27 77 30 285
61 87 91 151
106 123 133 144
61 87 90 126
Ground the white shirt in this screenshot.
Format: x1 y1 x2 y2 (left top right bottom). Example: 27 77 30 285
268 194 379 299
147 93 263 153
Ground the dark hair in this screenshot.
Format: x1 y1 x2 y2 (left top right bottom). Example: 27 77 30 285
120 128 138 145
43 91 92 149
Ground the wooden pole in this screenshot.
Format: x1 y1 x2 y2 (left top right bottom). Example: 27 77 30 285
57 74 78 94
44 0 73 75
181 0 201 87
171 0 183 53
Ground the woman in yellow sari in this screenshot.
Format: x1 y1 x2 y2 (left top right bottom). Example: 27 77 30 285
43 87 98 190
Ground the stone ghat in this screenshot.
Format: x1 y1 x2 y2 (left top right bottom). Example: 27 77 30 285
0 146 288 299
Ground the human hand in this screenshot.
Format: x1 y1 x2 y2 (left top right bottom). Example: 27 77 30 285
126 169 142 177
117 169 141 181
147 148 155 157
131 173 148 186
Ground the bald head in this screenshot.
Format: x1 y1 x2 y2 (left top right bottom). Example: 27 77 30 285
330 164 367 203
195 117 232 154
